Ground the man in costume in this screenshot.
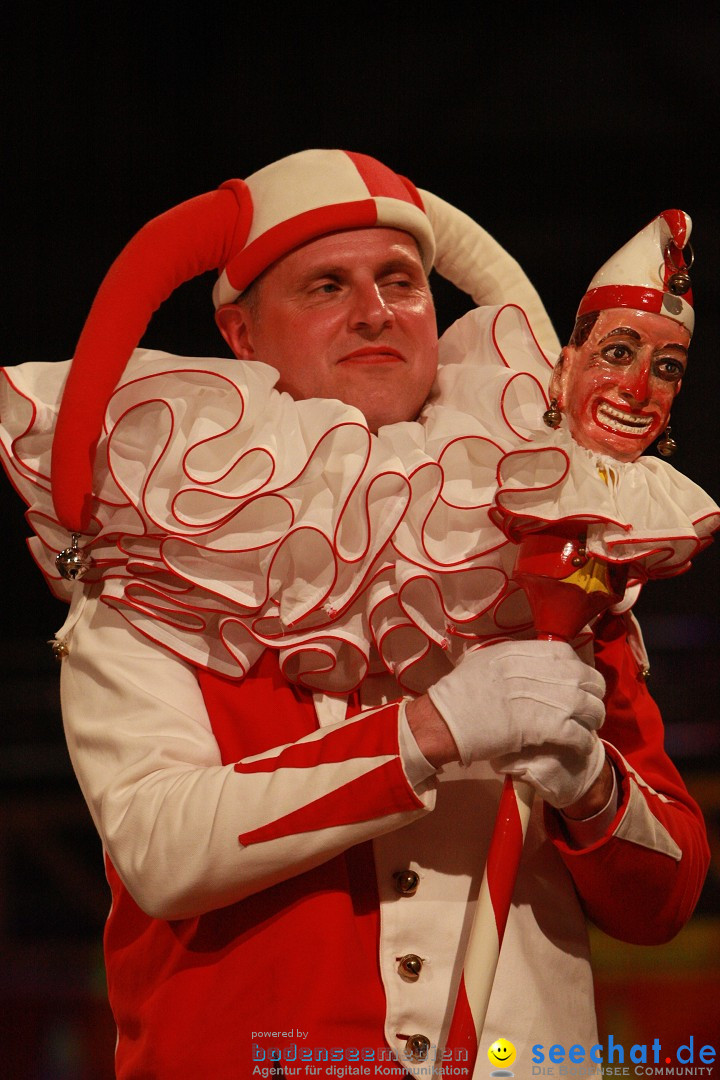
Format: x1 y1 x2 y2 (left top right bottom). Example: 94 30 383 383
0 153 713 1079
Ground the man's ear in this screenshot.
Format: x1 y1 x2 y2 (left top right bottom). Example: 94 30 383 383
549 347 572 404
215 304 256 360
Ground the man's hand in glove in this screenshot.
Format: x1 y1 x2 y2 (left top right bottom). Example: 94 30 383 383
406 640 609 811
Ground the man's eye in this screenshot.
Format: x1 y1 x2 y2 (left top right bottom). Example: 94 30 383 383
602 344 633 362
314 282 341 294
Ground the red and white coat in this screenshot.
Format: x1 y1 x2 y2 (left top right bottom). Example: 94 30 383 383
56 589 708 1080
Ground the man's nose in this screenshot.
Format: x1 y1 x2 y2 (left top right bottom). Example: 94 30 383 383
348 281 393 333
619 355 652 405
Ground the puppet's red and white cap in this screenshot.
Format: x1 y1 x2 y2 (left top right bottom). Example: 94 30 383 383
576 209 694 335
212 149 435 306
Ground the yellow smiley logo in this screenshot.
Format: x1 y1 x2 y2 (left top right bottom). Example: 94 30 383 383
488 1038 517 1068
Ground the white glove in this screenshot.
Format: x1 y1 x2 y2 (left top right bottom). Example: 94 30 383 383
427 640 606 807
490 742 606 809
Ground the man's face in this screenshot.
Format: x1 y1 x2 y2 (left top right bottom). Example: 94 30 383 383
215 227 438 432
551 308 689 462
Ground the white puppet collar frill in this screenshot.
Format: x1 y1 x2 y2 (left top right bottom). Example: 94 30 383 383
426 305 720 580
1 304 717 694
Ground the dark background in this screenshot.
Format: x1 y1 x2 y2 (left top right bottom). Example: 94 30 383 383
1 6 719 1077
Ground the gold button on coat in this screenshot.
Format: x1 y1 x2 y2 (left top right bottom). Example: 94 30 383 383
393 869 420 896
397 953 424 980
404 1034 431 1061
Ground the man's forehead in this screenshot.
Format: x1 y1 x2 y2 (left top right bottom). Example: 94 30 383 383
273 226 424 276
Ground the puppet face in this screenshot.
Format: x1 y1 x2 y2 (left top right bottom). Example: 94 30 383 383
551 308 690 462
215 227 438 433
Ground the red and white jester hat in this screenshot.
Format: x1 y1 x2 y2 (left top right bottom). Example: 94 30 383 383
212 149 435 304
50 148 559 534
576 209 694 334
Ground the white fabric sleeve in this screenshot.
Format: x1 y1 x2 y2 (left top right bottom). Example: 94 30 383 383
397 700 438 788
560 762 620 848
58 590 434 920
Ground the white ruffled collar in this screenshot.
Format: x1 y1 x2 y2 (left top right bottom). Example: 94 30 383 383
1 304 717 693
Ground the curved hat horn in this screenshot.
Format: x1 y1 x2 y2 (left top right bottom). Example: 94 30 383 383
51 182 252 532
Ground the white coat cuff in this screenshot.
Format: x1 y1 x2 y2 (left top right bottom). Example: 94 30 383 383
560 765 619 848
398 701 437 789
